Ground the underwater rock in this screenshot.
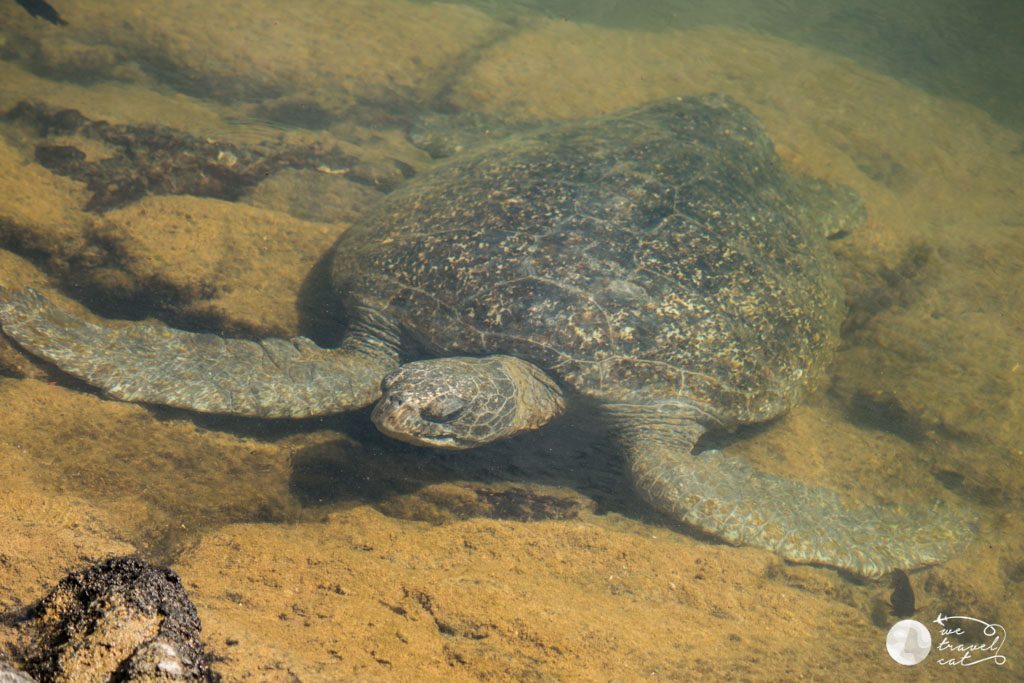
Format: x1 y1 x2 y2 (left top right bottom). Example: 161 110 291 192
6 0 507 109
4 101 367 212
833 224 1024 461
10 555 211 682
245 167 384 225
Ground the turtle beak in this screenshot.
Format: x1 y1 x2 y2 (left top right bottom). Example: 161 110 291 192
371 393 463 449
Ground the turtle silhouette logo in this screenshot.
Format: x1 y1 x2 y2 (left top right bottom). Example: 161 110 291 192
887 619 932 665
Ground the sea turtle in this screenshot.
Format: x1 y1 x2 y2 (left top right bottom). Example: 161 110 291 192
0 95 970 578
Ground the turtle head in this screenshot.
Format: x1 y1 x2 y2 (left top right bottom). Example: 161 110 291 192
371 355 565 450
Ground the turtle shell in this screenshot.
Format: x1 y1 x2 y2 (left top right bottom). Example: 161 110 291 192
331 95 856 425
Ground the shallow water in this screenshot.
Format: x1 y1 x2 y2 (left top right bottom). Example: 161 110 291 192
0 0 1021 680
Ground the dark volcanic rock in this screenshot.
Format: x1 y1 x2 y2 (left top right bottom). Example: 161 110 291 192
11 556 211 682
4 101 368 212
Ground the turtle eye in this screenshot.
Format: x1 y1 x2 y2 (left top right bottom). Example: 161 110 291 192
421 395 468 423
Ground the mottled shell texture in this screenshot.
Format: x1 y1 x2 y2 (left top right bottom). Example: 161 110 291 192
332 95 854 425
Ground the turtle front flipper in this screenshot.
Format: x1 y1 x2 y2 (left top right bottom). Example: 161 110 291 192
610 402 974 578
0 288 400 418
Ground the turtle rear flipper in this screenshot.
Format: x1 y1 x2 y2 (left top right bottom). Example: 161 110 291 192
0 288 400 418
611 402 974 578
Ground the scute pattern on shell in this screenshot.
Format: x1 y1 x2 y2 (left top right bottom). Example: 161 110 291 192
332 95 848 425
